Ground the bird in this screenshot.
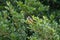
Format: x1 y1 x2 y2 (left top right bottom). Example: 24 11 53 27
27 16 34 24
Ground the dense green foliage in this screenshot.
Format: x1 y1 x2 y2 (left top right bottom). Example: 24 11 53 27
0 0 60 40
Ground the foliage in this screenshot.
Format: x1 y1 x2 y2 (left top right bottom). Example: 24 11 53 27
0 0 60 40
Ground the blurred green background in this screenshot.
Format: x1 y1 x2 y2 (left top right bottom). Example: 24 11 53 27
0 0 60 40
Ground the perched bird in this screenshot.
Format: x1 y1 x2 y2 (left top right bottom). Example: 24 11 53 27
27 16 34 24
